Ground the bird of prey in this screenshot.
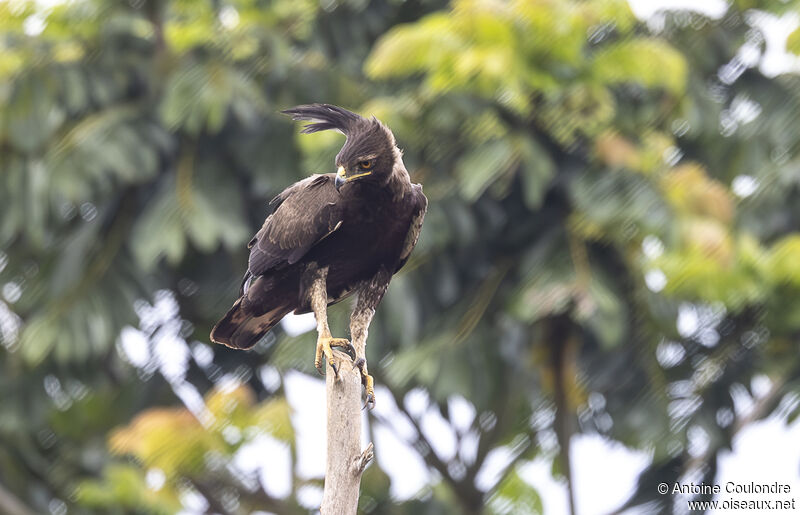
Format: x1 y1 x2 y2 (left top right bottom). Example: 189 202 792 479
210 104 427 407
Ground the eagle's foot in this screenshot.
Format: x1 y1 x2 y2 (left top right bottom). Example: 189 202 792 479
315 337 353 378
355 357 375 410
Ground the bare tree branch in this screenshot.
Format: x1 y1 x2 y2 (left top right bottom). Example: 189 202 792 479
320 350 373 515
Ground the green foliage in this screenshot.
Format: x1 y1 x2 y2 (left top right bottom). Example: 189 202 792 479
455 138 517 200
76 464 182 514
76 385 298 512
367 0 682 117
2 0 800 514
789 26 800 56
767 235 800 286
109 386 292 475
159 61 267 135
591 38 687 95
130 162 250 270
487 466 543 515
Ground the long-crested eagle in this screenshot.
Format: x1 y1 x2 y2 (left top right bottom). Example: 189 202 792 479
210 104 427 407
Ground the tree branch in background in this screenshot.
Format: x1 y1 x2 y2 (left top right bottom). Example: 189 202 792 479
0 482 35 515
376 381 537 514
377 384 483 512
732 375 787 434
320 350 373 514
191 480 234 515
547 313 579 515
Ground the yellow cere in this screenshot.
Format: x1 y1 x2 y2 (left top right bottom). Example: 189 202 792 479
337 166 346 177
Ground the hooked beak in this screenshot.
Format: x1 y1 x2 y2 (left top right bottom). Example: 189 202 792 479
335 166 346 192
335 165 372 191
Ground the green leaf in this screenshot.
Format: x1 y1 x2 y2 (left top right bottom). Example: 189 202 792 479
766 235 800 286
487 466 543 515
5 71 64 153
570 169 671 241
365 13 456 80
76 464 181 514
0 48 25 80
582 272 626 349
788 26 800 56
516 136 555 209
381 275 421 347
159 63 267 135
253 397 295 444
511 271 576 323
456 138 518 200
61 67 90 114
165 13 215 53
50 218 101 296
592 38 687 95
384 333 451 388
187 157 250 251
130 177 187 271
19 316 59 366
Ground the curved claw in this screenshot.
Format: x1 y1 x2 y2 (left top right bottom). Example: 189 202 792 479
362 393 375 410
315 336 350 378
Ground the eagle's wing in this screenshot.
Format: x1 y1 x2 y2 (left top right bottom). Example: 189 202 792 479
247 174 343 279
395 184 428 272
215 175 340 349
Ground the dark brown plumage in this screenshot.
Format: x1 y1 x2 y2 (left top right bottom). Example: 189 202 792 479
210 104 427 391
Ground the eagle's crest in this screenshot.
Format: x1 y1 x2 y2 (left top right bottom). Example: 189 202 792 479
281 104 370 137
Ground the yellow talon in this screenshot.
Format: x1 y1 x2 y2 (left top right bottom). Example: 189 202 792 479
315 336 351 377
355 358 375 409
363 374 375 410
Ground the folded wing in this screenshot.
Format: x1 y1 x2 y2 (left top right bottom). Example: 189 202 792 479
247 174 343 279
213 174 343 349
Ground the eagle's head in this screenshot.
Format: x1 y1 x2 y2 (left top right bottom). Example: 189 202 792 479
282 104 399 191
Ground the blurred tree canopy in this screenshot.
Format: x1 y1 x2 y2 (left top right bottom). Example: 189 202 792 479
2 0 800 513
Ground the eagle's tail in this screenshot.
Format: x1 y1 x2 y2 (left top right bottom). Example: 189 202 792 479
210 297 291 350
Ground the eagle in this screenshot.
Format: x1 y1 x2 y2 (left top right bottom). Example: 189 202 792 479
210 104 427 407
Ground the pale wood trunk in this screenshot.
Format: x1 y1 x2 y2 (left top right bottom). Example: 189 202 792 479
320 350 374 515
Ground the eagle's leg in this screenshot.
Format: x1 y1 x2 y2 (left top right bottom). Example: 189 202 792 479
350 308 375 408
350 271 389 409
309 268 351 378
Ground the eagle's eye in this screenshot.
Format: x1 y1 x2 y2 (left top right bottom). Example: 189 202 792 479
357 159 375 170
